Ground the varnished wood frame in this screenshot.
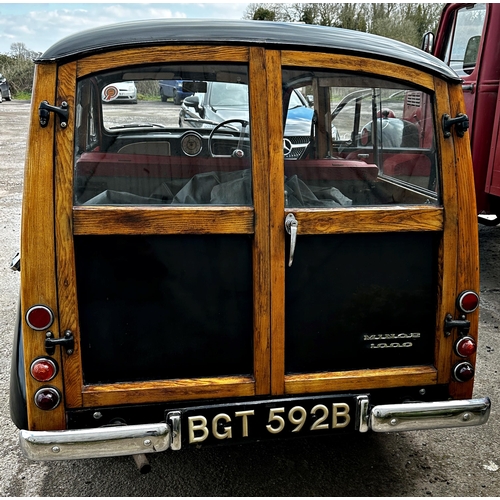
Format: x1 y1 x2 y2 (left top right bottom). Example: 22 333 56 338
270 51 477 397
53 46 272 410
21 63 67 430
21 45 478 426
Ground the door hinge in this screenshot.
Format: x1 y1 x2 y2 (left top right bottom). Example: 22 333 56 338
45 330 74 355
444 313 470 337
39 101 69 128
442 113 469 138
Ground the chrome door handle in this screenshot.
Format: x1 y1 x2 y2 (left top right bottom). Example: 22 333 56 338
285 213 298 267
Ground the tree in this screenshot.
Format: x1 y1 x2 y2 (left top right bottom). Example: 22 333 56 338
252 6 277 21
243 3 444 47
0 43 41 95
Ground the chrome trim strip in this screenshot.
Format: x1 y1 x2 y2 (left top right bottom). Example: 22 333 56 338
167 411 182 451
370 397 491 433
19 423 170 461
356 395 370 433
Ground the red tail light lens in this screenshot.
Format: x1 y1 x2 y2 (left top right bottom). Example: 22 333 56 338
457 291 479 314
455 336 477 358
30 358 57 382
34 387 61 411
26 305 54 331
453 362 475 382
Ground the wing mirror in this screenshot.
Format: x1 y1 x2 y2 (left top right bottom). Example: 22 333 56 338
183 95 204 118
421 32 435 54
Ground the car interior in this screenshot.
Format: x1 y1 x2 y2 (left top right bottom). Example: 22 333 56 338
74 64 439 208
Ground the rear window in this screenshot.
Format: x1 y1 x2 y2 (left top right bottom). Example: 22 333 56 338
282 68 439 207
74 64 253 206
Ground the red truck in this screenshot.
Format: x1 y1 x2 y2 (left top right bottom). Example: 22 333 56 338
423 3 500 225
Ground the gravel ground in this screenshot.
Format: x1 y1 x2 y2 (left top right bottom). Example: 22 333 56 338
0 100 499 496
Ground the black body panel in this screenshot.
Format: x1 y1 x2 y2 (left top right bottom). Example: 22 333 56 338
74 234 254 384
9 301 28 430
285 232 438 373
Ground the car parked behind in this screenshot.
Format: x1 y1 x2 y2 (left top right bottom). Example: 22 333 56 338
179 81 313 159
159 80 194 105
102 81 137 104
0 73 12 101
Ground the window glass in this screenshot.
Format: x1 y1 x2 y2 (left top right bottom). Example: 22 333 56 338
444 3 485 76
282 69 439 207
74 64 252 206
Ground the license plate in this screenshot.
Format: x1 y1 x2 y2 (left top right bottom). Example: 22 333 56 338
178 394 359 446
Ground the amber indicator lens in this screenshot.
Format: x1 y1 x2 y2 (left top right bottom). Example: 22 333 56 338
453 362 475 382
26 305 54 330
34 387 61 411
457 291 479 314
455 337 477 358
30 358 57 382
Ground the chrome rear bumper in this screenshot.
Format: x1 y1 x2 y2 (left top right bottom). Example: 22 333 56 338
19 423 170 461
369 397 491 432
19 397 491 461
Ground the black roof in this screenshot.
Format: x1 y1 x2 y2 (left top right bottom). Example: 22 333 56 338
38 19 460 82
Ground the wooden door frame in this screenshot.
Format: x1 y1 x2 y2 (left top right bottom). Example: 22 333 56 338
54 46 272 408
269 51 464 397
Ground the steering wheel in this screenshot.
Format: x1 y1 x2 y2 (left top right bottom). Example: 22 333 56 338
208 119 249 158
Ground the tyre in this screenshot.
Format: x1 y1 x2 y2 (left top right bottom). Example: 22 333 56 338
173 89 181 105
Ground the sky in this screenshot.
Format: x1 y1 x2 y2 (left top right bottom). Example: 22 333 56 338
0 1 250 55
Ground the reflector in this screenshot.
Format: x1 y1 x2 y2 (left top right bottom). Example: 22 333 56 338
455 336 477 358
30 358 57 382
34 387 61 411
453 361 475 382
26 305 54 331
457 291 479 314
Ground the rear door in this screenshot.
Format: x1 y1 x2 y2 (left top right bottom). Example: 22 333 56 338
267 52 462 397
56 47 273 409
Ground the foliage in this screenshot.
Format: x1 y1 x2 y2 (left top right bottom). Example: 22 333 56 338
0 43 40 96
12 91 32 101
243 3 445 47
135 80 158 97
253 6 276 21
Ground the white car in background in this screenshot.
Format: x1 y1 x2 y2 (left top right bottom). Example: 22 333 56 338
102 81 137 104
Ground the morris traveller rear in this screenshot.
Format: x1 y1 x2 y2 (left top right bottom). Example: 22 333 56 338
10 19 490 466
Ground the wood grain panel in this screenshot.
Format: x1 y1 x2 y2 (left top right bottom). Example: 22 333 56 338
21 63 67 430
282 51 434 90
285 206 443 234
77 46 249 77
82 377 255 407
54 61 84 408
432 77 460 386
447 82 480 399
266 50 286 396
73 206 254 234
285 366 437 394
249 47 271 395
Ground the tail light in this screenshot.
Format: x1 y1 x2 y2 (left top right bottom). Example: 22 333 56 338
457 291 479 314
34 387 61 411
30 358 58 382
455 336 477 358
453 362 475 382
26 305 54 331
